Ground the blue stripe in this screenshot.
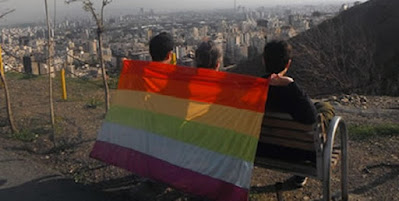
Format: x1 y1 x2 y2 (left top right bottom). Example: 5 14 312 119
97 122 254 189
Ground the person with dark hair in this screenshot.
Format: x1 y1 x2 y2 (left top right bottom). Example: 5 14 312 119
149 32 175 63
195 40 223 71
263 40 317 125
258 40 336 187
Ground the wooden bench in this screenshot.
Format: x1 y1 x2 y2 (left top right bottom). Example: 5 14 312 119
255 112 348 201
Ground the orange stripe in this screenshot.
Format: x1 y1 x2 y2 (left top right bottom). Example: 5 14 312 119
113 90 264 137
119 60 269 112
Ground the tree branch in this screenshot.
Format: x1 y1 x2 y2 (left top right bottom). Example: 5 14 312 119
101 0 111 26
65 0 102 30
0 9 15 19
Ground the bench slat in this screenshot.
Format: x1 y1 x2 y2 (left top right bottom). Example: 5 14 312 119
262 118 314 132
261 127 314 142
255 157 318 178
259 135 315 151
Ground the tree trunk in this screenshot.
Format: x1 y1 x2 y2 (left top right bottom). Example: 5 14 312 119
97 30 110 112
45 0 55 142
0 72 18 134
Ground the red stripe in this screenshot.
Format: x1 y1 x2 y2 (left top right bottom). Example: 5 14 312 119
119 60 268 113
90 141 249 201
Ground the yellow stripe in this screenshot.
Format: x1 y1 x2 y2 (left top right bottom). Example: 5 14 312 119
113 90 264 138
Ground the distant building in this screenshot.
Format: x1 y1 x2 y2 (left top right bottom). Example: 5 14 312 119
1 32 6 44
19 36 30 46
89 40 98 55
66 49 74 65
102 47 112 62
66 65 75 78
40 63 55 78
175 46 187 60
130 51 151 61
340 4 349 12
199 26 208 38
147 29 153 41
280 26 297 39
23 56 32 74
192 27 199 39
257 19 268 28
32 61 40 75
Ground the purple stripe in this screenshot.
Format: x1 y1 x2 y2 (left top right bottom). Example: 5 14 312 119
90 141 249 201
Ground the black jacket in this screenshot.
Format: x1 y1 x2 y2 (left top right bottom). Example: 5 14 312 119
265 78 317 125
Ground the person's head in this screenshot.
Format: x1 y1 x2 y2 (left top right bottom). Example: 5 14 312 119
263 40 292 75
195 40 223 71
149 32 174 63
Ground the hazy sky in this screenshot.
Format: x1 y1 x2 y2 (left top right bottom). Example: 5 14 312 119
0 0 366 25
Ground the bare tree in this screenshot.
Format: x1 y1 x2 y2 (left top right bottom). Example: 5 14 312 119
66 0 111 112
0 5 18 134
290 16 376 96
44 0 56 143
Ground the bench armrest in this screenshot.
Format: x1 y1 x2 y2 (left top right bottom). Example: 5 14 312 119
323 116 349 201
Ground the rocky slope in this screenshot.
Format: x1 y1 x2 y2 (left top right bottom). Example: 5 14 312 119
234 0 399 97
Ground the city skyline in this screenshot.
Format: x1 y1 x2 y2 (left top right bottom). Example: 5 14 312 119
0 0 366 25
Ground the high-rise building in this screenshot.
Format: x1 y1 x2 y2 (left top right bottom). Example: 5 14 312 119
89 40 98 55
67 49 74 65
147 29 153 41
199 26 208 38
192 27 199 39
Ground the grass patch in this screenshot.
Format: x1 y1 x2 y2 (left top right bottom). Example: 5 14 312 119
349 124 399 141
5 72 41 80
64 76 101 91
108 77 119 89
9 129 39 142
85 97 104 109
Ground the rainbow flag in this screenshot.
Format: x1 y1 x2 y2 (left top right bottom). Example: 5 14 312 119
90 60 269 201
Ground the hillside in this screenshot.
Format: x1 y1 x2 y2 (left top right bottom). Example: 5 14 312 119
234 0 399 97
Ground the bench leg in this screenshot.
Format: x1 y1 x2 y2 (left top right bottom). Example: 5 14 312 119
340 121 349 201
323 146 332 201
323 117 348 201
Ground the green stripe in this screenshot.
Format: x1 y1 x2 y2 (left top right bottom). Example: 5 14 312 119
106 106 258 162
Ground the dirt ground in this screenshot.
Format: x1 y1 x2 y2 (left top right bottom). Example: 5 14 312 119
0 74 398 201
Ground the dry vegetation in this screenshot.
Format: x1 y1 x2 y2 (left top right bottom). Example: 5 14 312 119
0 72 398 201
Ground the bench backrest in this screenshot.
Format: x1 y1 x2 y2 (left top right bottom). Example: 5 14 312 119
260 112 317 151
258 112 326 178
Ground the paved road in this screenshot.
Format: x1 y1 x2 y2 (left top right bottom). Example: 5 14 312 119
0 147 123 201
